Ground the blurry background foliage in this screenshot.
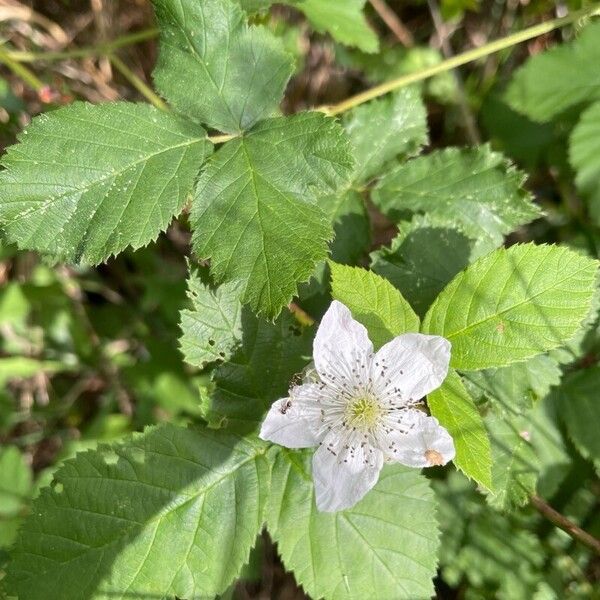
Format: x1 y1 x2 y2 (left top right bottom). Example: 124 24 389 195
0 0 599 598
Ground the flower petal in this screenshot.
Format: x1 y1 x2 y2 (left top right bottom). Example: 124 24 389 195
373 333 450 404
384 409 455 468
313 300 374 390
259 384 324 448
312 433 383 512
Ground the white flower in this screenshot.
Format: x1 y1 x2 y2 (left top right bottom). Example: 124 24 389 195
260 300 455 512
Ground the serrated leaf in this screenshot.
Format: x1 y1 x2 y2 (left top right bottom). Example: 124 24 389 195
557 367 600 470
0 102 211 264
372 146 541 252
191 113 353 317
321 190 370 265
427 370 492 490
330 262 420 348
266 449 440 600
292 0 379 53
506 22 600 122
179 267 243 369
570 101 600 223
422 243 598 371
153 0 293 133
370 215 474 317
465 354 562 413
343 87 427 184
6 424 269 600
485 411 539 510
203 311 313 428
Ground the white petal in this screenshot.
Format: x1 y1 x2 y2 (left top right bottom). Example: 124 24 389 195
313 301 374 389
312 433 383 512
373 334 450 404
384 409 455 468
259 384 324 448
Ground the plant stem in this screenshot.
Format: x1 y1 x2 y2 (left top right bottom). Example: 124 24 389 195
5 28 159 63
321 4 600 115
369 0 414 47
109 54 168 111
0 46 45 91
531 494 600 555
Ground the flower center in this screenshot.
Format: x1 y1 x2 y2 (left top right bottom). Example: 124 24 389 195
346 395 382 430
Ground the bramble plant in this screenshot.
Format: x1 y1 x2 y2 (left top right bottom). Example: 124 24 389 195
1 1 600 599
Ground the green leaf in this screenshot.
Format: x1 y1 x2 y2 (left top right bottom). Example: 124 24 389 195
292 0 379 53
267 449 440 600
321 190 370 265
343 87 427 184
372 146 541 253
557 367 600 470
179 267 243 370
570 101 600 223
465 354 562 413
427 370 492 490
202 312 313 428
330 262 420 348
0 446 32 548
506 22 600 122
0 102 211 264
191 113 353 317
153 0 293 133
7 424 270 600
422 243 598 370
485 410 539 510
370 215 474 317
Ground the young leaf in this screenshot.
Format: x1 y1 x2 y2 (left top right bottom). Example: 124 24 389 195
267 449 440 600
0 102 211 264
569 101 600 223
485 411 539 510
330 262 420 348
427 370 492 490
179 267 244 370
422 243 598 371
506 21 600 122
292 0 379 53
370 215 474 317
191 113 353 317
372 146 541 252
343 87 428 185
6 424 270 600
557 367 600 470
202 311 313 428
153 0 293 133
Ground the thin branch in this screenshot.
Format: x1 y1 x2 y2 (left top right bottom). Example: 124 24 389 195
321 4 600 115
531 494 600 555
369 0 414 47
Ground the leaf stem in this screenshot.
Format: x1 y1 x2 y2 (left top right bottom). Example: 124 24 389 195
4 28 159 63
531 494 600 555
0 46 45 91
109 54 168 111
320 4 600 116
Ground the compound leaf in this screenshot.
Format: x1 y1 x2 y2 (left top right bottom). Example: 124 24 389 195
0 102 211 264
6 424 269 600
267 449 440 600
153 0 293 133
191 113 353 317
422 243 598 370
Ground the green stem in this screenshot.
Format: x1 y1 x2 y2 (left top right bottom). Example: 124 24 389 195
0 46 45 91
321 4 600 116
5 29 158 63
109 54 168 111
